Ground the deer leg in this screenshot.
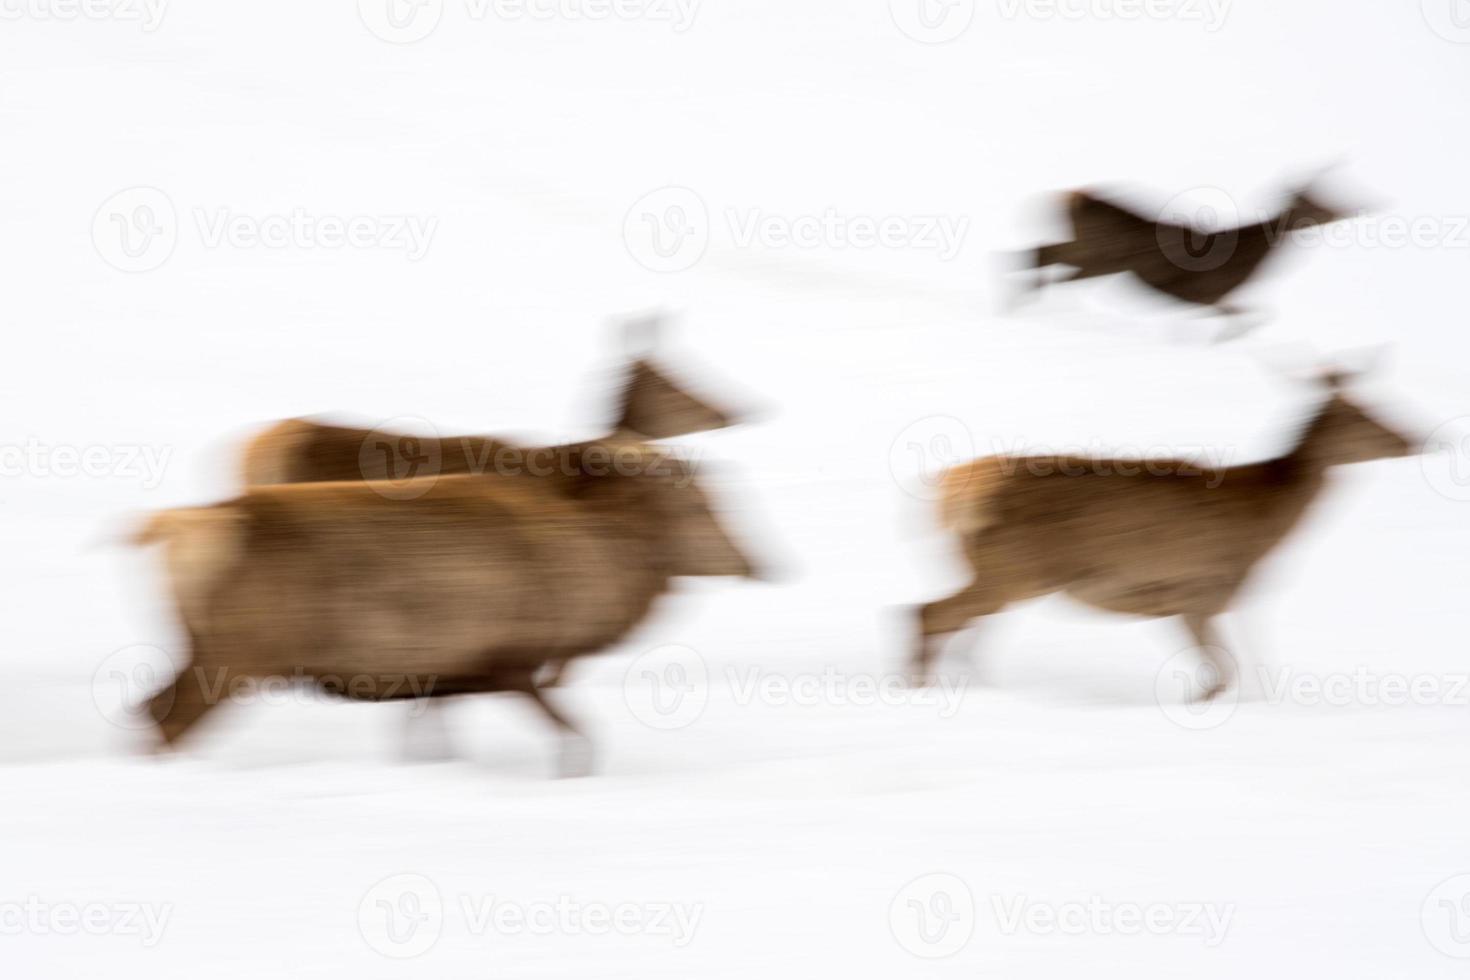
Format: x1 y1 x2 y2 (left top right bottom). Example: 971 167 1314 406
148 659 220 750
910 582 1006 687
507 669 593 778
1025 243 1072 293
1181 612 1236 702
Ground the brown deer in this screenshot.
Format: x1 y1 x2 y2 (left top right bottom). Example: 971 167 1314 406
1023 180 1351 336
134 439 761 776
235 316 739 701
911 372 1415 699
240 318 735 488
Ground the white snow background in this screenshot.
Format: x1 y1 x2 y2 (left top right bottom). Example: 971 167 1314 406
2 1 1469 976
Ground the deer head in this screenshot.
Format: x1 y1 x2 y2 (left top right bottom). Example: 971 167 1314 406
562 438 762 580
1285 165 1354 229
611 313 741 440
1300 371 1417 467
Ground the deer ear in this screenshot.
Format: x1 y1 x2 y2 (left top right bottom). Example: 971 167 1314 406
1300 157 1345 188
1325 345 1391 388
615 359 738 440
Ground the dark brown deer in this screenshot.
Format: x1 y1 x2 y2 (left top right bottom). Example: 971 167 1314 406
911 371 1415 699
1023 180 1350 337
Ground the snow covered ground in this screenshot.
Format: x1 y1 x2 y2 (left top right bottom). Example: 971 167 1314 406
3 1 1470 976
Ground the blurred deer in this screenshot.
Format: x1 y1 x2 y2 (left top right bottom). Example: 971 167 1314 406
135 439 761 776
235 314 742 700
911 369 1415 699
1022 177 1352 339
241 315 733 487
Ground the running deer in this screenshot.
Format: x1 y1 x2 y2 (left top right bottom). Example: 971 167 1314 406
911 371 1415 699
233 317 740 695
1024 179 1351 335
240 317 734 488
134 438 761 776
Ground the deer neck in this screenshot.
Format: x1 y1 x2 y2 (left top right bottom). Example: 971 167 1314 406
1269 406 1341 505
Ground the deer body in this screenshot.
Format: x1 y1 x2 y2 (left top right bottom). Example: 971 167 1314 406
912 388 1413 697
240 357 733 489
1028 185 1347 324
136 442 759 774
235 351 738 693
